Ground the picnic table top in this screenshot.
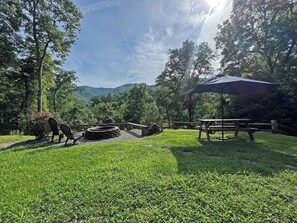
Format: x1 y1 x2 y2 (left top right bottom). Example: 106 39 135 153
199 118 251 122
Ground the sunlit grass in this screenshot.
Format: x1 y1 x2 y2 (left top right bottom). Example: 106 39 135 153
0 130 296 222
0 135 34 145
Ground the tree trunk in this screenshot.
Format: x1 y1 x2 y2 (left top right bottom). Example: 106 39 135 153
37 63 43 112
32 1 42 112
32 0 48 113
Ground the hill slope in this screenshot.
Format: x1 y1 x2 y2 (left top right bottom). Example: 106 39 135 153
74 83 154 101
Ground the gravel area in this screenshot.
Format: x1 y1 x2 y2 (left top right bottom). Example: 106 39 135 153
85 129 143 143
60 129 144 146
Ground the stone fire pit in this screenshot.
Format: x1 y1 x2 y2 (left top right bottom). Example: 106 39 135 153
85 125 121 140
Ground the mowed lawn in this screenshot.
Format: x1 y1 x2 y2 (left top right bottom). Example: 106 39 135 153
0 130 296 222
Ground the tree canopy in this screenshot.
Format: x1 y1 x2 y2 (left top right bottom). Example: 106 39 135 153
0 0 82 134
215 0 297 123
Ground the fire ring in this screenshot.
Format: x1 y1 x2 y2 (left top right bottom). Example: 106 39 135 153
85 125 121 140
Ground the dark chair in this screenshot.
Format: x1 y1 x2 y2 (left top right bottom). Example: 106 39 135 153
60 124 85 146
48 118 63 142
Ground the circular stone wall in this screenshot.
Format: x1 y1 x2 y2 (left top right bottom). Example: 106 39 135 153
85 125 121 140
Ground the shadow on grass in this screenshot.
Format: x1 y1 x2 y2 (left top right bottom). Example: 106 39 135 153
168 140 297 176
1 130 144 153
0 138 62 152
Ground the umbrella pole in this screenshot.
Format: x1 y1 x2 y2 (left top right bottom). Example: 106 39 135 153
221 85 224 141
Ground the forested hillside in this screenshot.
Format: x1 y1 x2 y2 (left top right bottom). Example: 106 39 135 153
75 84 155 101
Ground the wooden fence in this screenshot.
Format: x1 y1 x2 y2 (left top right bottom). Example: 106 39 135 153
77 120 297 136
161 120 296 136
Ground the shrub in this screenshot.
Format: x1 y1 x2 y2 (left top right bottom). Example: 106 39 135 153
28 112 51 139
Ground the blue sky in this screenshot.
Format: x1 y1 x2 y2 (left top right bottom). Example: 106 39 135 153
64 0 232 87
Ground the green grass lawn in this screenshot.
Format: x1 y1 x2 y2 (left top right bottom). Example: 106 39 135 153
0 130 296 222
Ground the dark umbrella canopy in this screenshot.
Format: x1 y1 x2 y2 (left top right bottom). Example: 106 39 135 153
187 74 275 95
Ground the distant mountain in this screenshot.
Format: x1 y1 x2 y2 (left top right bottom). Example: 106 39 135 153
74 83 155 101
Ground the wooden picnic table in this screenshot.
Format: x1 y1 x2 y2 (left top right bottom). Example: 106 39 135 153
198 119 258 141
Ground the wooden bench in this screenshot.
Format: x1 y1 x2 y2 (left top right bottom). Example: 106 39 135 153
126 122 149 136
202 126 258 141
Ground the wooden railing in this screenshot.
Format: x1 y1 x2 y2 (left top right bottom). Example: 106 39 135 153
162 120 296 135
161 121 197 129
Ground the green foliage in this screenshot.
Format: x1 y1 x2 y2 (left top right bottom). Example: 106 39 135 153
0 59 36 134
20 0 83 112
61 103 95 129
47 68 78 113
154 86 185 122
88 84 161 125
0 0 83 133
0 130 296 222
156 40 216 122
141 101 161 125
75 84 150 101
92 102 120 123
216 0 297 79
194 93 221 119
0 0 22 68
215 0 297 124
123 84 156 123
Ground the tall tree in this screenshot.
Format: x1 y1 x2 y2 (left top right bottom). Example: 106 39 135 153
21 0 82 112
0 0 22 68
156 40 215 122
48 68 78 113
215 0 297 122
215 0 297 80
0 1 24 133
123 84 154 123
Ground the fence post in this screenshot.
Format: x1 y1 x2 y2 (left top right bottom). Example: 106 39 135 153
271 120 278 133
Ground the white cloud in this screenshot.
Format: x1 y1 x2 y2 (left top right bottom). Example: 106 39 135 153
66 0 232 87
199 0 232 48
165 27 174 38
80 0 126 14
126 28 169 84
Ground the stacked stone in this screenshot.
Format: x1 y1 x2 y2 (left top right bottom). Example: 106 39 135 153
148 123 162 135
85 126 121 140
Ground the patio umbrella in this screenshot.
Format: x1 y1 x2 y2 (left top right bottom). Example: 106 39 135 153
185 74 275 140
